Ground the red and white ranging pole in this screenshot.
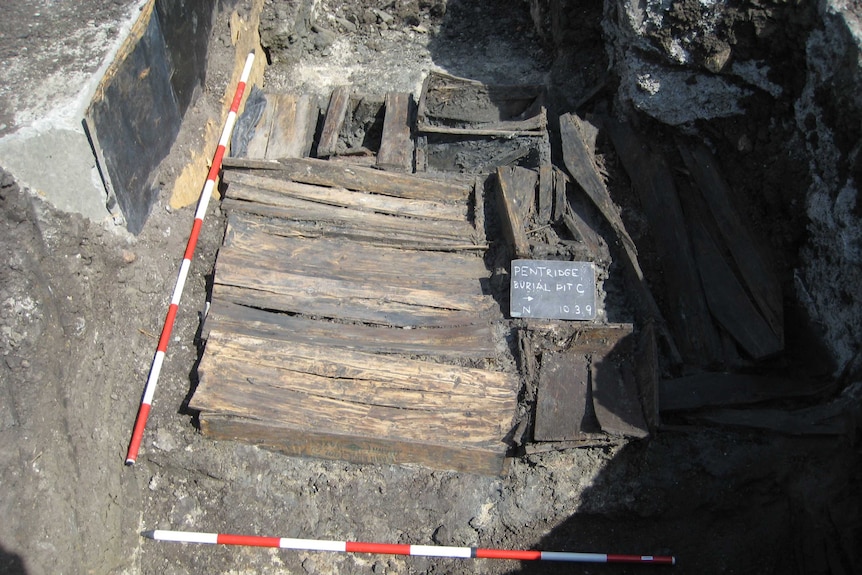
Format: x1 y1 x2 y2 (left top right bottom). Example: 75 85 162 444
142 529 676 565
125 51 256 466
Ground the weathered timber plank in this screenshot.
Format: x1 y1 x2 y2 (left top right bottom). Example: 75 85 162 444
224 215 488 283
553 167 567 223
635 322 661 430
559 113 637 259
562 203 609 264
604 119 723 366
222 184 478 242
202 299 498 359
244 93 275 159
591 334 649 438
202 334 515 403
377 92 415 172
265 93 317 159
686 209 783 359
214 258 495 313
685 406 852 436
222 156 471 203
534 351 592 441
213 283 492 327
660 373 831 412
222 209 486 252
495 166 530 258
223 171 467 222
538 164 553 224
317 86 351 157
678 142 783 341
199 414 509 475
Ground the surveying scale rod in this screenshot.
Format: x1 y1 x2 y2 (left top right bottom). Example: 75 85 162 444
125 51 256 465
142 529 675 565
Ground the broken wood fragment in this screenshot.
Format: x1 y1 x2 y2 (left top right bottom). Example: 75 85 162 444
590 330 649 438
537 164 553 224
317 85 351 157
495 165 531 258
377 92 415 172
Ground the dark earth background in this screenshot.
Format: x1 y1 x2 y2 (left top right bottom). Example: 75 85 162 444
1 1 861 574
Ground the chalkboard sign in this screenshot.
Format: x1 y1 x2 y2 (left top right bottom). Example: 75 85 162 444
510 260 597 320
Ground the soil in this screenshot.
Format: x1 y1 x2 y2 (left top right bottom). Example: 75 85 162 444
1 1 861 575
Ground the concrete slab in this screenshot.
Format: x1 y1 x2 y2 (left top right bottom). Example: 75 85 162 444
0 0 147 223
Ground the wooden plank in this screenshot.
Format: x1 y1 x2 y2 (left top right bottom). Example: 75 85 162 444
213 283 492 327
244 93 275 159
534 351 593 441
317 86 351 157
224 214 488 284
686 405 852 436
265 93 317 159
660 372 832 412
562 203 609 264
678 142 783 341
223 156 471 203
377 92 414 172
495 166 530 258
214 258 494 313
591 335 649 438
559 113 637 259
223 171 467 221
687 208 783 359
553 167 567 222
199 414 509 475
537 164 553 224
191 332 518 473
604 119 723 366
221 208 485 252
635 322 661 430
223 184 479 242
202 299 498 359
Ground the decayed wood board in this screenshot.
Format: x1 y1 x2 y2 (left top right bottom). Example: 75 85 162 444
534 351 592 441
199 414 509 475
678 142 784 342
222 185 480 243
264 93 317 159
213 283 491 328
377 92 414 172
604 119 723 366
590 334 649 438
687 209 783 359
537 164 553 224
244 93 275 159
223 210 484 252
223 216 488 285
317 85 351 157
192 332 518 474
559 113 637 259
495 166 531 258
222 156 471 203
660 372 831 412
223 171 467 221
202 300 499 359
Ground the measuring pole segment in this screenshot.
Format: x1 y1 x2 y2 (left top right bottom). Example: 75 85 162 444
125 51 256 465
142 530 675 565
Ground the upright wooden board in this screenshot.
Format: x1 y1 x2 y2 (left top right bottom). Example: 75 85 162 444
265 93 317 159
317 86 351 157
495 166 531 258
377 92 415 172
534 351 592 441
